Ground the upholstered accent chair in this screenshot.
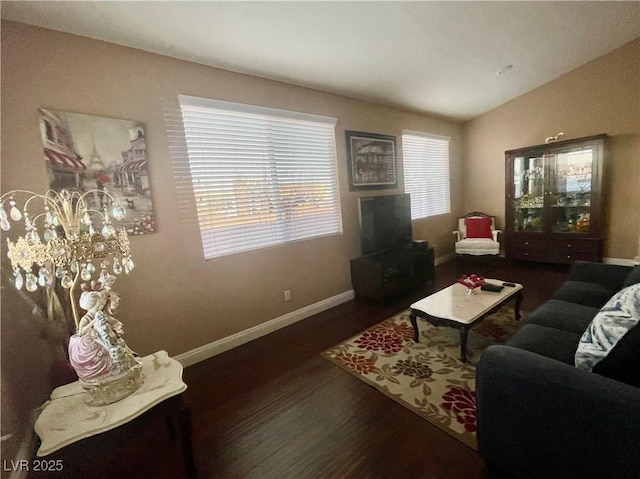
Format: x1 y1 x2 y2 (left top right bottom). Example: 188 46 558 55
453 212 501 256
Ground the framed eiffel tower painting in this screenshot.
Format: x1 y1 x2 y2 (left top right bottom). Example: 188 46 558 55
37 108 156 235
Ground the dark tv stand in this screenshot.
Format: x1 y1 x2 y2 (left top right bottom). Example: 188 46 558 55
350 246 435 302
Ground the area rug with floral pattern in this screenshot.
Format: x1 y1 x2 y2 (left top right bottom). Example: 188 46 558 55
322 307 523 450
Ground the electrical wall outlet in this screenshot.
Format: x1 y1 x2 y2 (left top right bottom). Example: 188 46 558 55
284 290 291 301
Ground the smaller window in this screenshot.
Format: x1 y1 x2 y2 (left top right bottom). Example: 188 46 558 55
402 130 450 219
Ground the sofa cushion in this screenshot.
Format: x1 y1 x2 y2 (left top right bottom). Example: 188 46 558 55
552 280 619 309
575 284 640 373
623 265 640 288
507 324 581 365
567 262 632 289
525 299 599 335
592 323 640 387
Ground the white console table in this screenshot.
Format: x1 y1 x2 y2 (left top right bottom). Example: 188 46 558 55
34 350 196 477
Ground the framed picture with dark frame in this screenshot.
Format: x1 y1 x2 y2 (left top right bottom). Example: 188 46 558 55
346 130 397 190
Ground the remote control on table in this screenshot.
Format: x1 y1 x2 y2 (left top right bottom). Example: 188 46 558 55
503 282 516 287
481 283 504 292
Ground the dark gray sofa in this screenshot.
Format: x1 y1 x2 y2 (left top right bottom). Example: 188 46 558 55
476 262 640 478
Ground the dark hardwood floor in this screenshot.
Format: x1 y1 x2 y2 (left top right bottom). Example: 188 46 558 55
180 258 569 479
29 258 570 479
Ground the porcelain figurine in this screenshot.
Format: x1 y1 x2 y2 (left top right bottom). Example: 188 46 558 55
68 274 143 405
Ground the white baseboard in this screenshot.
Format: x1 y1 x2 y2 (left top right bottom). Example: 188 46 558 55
175 289 355 367
181 248 598 367
604 257 640 266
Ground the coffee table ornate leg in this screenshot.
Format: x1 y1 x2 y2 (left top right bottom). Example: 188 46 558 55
460 328 469 363
410 312 419 342
514 290 523 320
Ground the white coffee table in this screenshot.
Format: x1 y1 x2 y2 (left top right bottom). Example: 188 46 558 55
409 279 523 362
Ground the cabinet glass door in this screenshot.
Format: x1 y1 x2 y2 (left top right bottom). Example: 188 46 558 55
512 155 545 232
549 147 593 233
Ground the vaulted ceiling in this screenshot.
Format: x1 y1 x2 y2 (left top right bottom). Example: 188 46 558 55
2 1 639 122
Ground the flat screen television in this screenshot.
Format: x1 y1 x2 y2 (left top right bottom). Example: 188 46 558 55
358 193 412 256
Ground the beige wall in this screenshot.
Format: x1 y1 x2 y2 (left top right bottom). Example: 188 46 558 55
1 20 466 457
463 38 640 261
1 21 463 361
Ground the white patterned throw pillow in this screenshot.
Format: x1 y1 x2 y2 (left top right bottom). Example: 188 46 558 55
575 283 640 371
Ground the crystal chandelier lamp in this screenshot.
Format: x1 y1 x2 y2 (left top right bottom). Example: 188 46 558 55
2 188 143 405
1 189 133 330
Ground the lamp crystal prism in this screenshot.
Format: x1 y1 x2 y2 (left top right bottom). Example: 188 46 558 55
2 189 143 405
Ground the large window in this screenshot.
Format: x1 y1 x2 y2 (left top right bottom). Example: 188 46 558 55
176 95 342 259
402 130 451 219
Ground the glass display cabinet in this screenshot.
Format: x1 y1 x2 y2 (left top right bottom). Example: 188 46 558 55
505 134 605 263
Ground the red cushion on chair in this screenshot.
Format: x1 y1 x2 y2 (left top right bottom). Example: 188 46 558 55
464 217 493 238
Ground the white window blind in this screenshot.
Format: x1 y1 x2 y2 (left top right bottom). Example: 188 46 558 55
178 95 342 259
402 130 451 219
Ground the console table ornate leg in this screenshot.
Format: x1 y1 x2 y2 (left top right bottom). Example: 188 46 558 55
410 312 419 342
176 397 197 479
460 328 469 363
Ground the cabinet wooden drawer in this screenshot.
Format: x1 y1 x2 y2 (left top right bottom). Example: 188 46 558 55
506 236 548 261
508 248 547 262
508 238 547 250
548 239 601 263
